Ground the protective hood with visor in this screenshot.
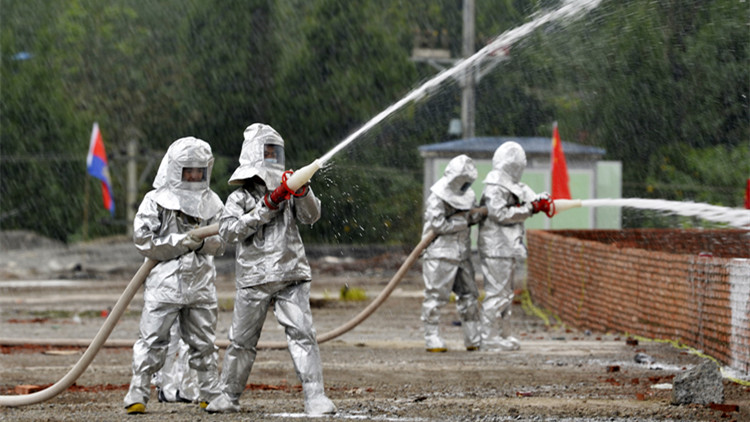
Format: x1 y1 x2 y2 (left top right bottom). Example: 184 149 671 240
152 136 223 220
228 123 286 190
430 154 477 210
483 141 528 199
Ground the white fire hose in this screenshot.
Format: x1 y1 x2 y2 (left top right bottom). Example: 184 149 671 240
0 258 158 407
0 222 435 407
0 159 437 407
0 154 578 408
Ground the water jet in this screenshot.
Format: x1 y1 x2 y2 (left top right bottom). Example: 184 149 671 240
0 0 606 407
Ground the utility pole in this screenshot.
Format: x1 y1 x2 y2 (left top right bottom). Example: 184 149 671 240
461 0 476 139
411 0 498 139
126 138 137 237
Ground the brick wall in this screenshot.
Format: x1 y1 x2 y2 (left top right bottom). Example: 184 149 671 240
527 229 750 375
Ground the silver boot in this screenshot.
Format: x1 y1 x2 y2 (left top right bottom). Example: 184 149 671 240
480 305 519 351
462 320 481 351
501 314 520 350
303 382 336 416
424 323 447 352
204 393 240 413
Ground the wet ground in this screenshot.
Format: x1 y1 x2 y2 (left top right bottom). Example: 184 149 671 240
1 232 748 421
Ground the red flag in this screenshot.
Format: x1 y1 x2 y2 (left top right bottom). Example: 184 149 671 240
86 123 115 216
744 178 750 209
551 122 571 200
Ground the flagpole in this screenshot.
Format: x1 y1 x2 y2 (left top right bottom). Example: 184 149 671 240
83 176 90 241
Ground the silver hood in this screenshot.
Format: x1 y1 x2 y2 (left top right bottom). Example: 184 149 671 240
228 123 286 189
484 141 527 198
430 154 477 210
152 136 223 219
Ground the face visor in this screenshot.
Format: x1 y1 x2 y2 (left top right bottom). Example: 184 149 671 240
177 156 211 192
429 154 477 210
264 143 285 167
182 167 208 183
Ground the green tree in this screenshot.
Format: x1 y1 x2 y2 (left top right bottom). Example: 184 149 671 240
1 0 92 241
495 0 748 214
268 0 424 244
182 0 276 152
3 0 746 241
270 0 416 161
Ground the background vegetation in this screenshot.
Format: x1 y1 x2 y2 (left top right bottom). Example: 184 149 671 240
1 0 747 243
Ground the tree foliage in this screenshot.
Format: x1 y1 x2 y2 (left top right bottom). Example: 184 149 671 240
1 0 747 242
509 0 748 209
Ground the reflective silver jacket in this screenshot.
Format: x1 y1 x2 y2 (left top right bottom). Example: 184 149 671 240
220 182 321 288
134 137 225 304
478 142 536 259
422 155 477 261
134 192 225 304
421 193 473 261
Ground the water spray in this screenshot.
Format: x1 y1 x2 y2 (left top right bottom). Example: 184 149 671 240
305 0 602 162
0 0 607 407
547 198 750 229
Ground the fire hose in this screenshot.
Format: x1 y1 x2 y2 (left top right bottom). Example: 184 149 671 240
0 161 323 407
0 221 433 407
0 258 158 407
0 153 577 407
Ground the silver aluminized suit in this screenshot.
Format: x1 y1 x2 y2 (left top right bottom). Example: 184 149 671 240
207 124 335 416
151 321 198 403
421 154 482 352
477 141 540 351
149 139 221 404
124 137 225 410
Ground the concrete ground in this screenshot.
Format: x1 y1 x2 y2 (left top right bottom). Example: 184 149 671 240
1 232 747 421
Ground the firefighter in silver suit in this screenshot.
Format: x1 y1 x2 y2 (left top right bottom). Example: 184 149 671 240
124 137 225 414
421 154 483 353
478 141 549 351
206 124 335 415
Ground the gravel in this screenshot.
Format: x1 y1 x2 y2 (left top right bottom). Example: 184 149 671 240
1 231 748 421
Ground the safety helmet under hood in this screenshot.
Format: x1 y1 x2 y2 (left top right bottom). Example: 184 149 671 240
152 136 223 219
430 154 477 210
228 123 286 189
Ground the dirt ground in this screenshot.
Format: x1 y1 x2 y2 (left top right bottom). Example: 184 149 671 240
0 232 748 421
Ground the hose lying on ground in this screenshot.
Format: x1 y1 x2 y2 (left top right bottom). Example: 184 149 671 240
0 217 452 406
0 258 158 407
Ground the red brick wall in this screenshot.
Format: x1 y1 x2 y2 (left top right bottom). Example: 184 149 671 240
527 229 750 375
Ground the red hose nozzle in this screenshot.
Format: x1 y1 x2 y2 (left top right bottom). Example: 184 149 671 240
264 170 307 209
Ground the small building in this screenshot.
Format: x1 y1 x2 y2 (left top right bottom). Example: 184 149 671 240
418 136 622 229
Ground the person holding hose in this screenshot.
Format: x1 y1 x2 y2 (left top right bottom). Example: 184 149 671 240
477 141 551 351
421 154 483 353
206 123 336 415
124 137 225 414
150 141 221 406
